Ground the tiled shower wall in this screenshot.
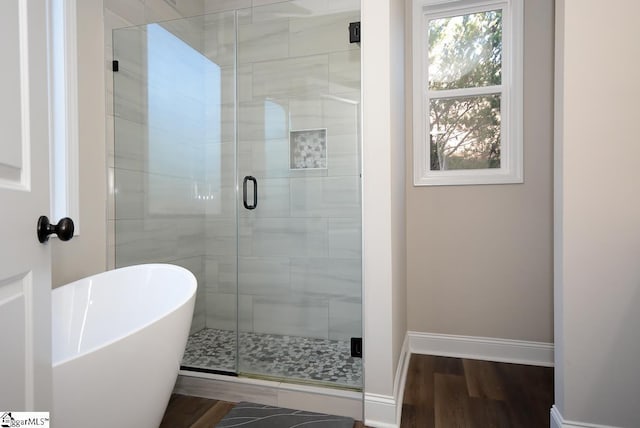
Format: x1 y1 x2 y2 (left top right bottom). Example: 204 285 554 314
106 0 361 341
106 0 210 333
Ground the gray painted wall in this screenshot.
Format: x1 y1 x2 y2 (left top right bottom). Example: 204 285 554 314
405 0 555 343
52 0 106 287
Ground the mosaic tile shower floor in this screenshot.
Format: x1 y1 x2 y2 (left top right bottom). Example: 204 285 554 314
181 328 362 389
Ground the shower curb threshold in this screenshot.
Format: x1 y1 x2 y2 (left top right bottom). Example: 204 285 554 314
174 370 363 420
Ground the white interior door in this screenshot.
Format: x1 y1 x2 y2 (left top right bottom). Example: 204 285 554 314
0 0 53 411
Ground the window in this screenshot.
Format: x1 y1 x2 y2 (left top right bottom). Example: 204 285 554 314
50 0 79 229
412 0 523 186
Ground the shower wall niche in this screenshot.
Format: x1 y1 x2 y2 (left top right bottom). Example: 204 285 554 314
112 0 362 389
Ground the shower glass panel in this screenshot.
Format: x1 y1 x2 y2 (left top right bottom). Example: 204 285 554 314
113 0 361 389
235 2 362 387
112 11 238 374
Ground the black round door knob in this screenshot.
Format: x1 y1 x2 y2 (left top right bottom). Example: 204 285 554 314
37 216 75 243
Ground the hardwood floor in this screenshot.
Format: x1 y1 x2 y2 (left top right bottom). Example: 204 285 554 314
160 355 553 427
159 395 234 428
401 355 554 427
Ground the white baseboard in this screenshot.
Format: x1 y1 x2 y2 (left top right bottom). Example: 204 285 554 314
364 393 397 428
392 335 411 425
408 331 554 367
551 405 622 428
364 334 411 428
551 405 564 428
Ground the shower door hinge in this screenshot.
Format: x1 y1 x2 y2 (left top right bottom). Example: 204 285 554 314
350 337 362 358
349 22 360 44
112 60 119 72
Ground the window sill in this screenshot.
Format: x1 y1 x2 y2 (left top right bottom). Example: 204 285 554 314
413 169 523 186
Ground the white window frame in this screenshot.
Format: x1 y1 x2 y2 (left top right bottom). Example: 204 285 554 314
49 0 80 232
412 0 523 186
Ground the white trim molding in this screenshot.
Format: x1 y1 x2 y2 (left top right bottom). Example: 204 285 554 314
364 335 411 428
49 0 80 232
364 393 398 428
551 405 623 428
392 335 411 425
409 331 554 366
412 0 524 186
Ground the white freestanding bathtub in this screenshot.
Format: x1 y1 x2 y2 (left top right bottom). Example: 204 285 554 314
52 264 197 428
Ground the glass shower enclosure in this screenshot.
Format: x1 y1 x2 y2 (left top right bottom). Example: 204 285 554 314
112 1 361 389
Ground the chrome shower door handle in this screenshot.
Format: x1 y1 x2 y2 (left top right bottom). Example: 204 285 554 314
242 176 257 210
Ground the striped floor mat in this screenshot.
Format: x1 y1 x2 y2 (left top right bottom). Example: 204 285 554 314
215 402 354 427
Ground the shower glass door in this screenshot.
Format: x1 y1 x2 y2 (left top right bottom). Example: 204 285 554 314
112 0 362 389
235 1 362 388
